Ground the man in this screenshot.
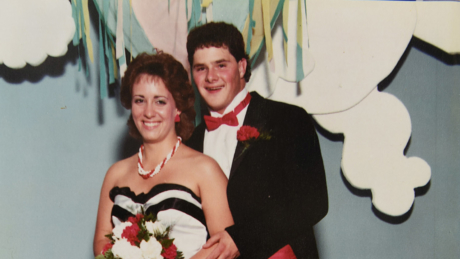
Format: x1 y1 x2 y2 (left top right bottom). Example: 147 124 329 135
186 22 328 259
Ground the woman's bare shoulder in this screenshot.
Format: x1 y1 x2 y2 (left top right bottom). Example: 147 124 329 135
104 154 137 184
179 145 225 180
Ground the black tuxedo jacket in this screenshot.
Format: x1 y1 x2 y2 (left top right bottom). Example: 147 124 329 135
186 92 328 259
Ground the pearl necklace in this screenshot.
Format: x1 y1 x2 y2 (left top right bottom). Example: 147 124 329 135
137 137 182 179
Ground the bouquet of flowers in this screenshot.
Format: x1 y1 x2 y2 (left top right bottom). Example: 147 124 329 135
96 213 184 259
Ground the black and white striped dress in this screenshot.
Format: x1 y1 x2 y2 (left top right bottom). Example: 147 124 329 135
110 183 208 259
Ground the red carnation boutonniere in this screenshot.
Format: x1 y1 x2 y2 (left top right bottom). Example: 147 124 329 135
237 126 271 152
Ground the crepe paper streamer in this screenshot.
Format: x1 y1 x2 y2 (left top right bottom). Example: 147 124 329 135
99 18 108 99
79 0 90 76
246 0 284 69
111 45 119 80
296 0 315 82
188 0 204 32
202 0 213 8
93 0 119 97
212 0 249 33
82 0 94 63
206 2 213 22
71 0 82 71
262 1 274 61
119 52 127 80
131 0 189 71
116 0 127 77
71 0 90 76
116 0 124 58
72 1 81 47
246 0 256 55
92 0 153 77
102 0 115 84
70 0 94 75
295 0 309 81
282 0 289 64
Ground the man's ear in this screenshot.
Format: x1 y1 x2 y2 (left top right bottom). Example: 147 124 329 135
238 58 247 79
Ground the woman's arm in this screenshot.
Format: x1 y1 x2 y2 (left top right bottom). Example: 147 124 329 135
198 157 234 235
93 164 119 256
190 156 234 259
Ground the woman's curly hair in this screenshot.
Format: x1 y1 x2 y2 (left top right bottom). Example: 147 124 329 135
120 52 195 140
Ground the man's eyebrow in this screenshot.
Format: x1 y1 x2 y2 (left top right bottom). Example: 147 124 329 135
193 63 204 68
214 59 229 63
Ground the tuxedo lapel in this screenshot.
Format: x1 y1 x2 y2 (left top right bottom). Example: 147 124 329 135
187 122 206 152
229 92 268 179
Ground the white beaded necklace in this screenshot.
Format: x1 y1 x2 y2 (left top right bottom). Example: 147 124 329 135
137 137 182 179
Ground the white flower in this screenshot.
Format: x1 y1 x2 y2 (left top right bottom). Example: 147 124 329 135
112 238 143 259
140 239 164 259
112 222 133 240
145 221 166 235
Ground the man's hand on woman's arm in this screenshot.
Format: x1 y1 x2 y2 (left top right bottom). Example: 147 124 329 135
203 230 240 259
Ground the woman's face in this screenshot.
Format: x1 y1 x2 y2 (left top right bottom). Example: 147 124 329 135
131 74 179 143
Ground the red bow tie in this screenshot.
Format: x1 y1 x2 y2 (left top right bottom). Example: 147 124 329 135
204 93 252 131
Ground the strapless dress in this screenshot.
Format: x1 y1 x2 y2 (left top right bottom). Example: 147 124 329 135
110 183 208 259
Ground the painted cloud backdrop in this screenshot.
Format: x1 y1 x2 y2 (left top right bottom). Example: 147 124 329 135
0 0 75 68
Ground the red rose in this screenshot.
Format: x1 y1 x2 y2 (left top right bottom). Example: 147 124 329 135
122 223 140 245
237 126 260 142
128 214 143 224
162 243 178 259
102 243 113 254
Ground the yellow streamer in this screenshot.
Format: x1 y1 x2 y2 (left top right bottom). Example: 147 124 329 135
82 0 94 63
111 45 118 79
297 0 303 47
202 0 213 8
283 0 289 64
262 0 273 61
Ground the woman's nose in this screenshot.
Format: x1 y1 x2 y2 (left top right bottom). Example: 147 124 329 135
144 102 156 118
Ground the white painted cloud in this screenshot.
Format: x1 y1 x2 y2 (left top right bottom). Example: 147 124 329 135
264 0 448 216
0 0 75 69
313 89 431 216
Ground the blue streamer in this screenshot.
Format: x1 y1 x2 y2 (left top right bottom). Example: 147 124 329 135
188 0 203 32
296 43 305 82
99 18 108 99
246 0 255 56
102 0 115 84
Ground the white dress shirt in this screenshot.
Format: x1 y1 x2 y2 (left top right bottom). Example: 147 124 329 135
203 88 249 178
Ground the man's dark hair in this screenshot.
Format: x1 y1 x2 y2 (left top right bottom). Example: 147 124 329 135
187 22 251 82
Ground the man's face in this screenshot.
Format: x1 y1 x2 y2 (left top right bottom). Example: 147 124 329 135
192 46 247 114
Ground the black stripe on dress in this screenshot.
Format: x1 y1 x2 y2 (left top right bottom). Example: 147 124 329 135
109 183 201 204
111 197 207 227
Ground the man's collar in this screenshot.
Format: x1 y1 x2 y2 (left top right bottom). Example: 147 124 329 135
209 88 249 118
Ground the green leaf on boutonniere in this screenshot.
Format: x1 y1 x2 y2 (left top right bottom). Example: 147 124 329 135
236 126 272 157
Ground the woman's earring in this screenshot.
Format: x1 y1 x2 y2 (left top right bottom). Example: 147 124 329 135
175 114 181 122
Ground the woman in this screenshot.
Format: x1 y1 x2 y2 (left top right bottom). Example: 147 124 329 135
93 52 233 259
